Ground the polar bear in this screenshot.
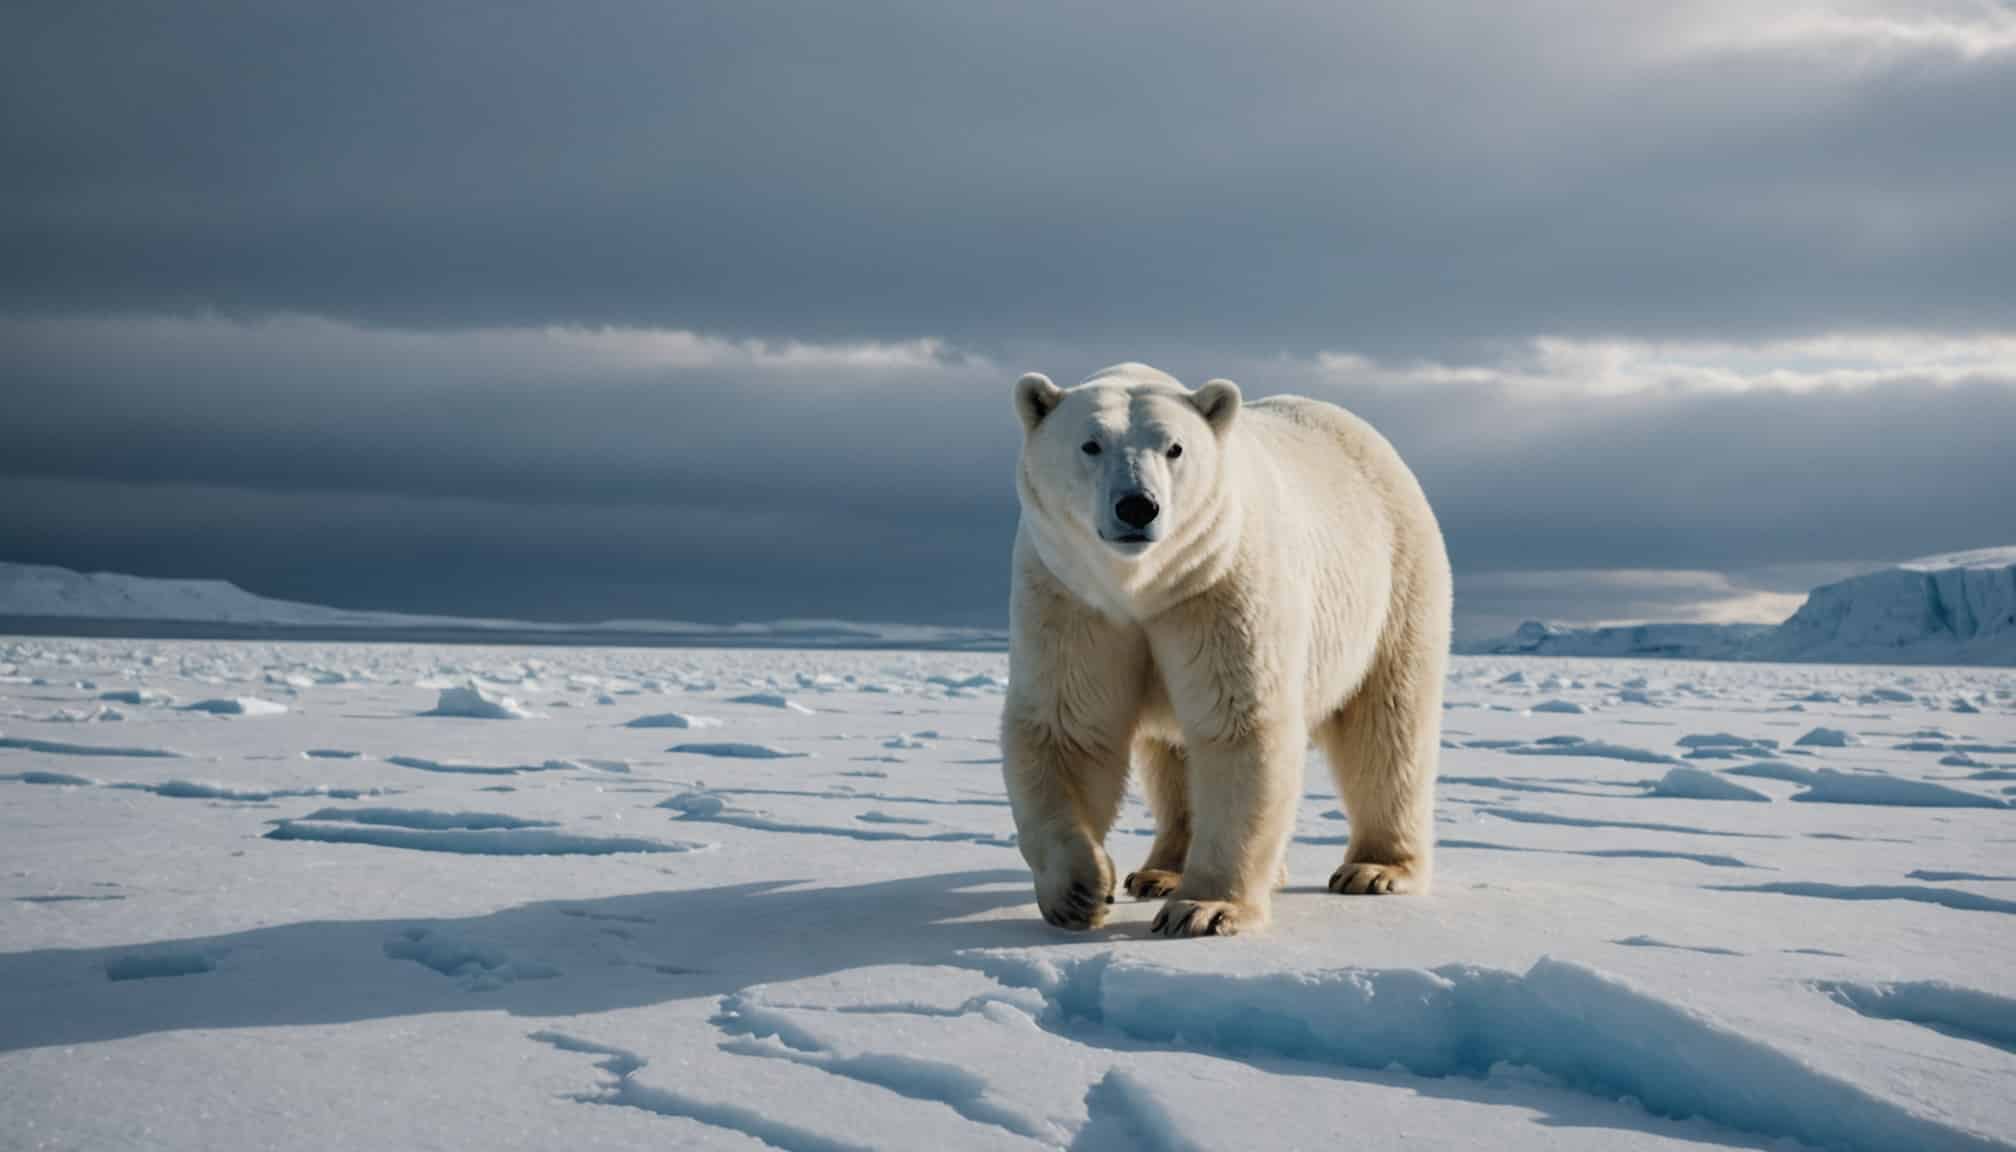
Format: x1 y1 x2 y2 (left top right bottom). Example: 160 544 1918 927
1002 362 1450 937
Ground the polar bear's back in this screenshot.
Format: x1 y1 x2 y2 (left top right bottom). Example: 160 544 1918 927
1242 394 1435 535
1247 393 1394 461
1240 393 1451 685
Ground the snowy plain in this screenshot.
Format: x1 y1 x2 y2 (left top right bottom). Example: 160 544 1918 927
2 637 2013 1151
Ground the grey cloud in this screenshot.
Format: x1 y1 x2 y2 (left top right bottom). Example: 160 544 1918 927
4 2 2013 353
1449 564 1856 646
4 317 2012 627
5 3 2012 629
3 475 1012 625
0 316 1008 511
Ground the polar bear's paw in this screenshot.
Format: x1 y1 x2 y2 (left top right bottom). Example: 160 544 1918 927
1151 898 1254 938
1328 861 1421 895
1123 868 1182 899
1036 847 1115 930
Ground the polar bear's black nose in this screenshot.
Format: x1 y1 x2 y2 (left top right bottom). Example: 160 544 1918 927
1114 493 1160 529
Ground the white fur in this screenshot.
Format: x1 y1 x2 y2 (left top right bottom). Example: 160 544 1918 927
1003 362 1452 937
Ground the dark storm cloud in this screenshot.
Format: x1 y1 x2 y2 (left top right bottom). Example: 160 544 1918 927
1 475 1010 624
4 4 2014 629
3 316 2012 626
0 316 1026 623
4 2 2014 353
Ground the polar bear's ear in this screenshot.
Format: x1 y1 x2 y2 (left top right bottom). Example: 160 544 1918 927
1014 372 1063 433
1193 378 1241 433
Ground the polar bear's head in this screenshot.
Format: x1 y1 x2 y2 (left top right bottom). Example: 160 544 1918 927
1013 363 1240 562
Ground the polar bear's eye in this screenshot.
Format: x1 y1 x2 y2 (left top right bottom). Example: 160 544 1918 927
1166 443 1184 460
1080 440 1102 456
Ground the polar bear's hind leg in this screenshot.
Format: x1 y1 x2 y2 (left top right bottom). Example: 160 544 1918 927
1125 737 1189 899
1318 638 1441 896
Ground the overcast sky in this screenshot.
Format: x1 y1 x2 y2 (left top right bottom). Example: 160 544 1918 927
4 1 2013 639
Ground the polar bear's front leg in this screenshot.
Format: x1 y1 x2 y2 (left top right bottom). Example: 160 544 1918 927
1000 716 1129 929
1151 724 1303 937
1000 555 1147 931
1143 569 1306 938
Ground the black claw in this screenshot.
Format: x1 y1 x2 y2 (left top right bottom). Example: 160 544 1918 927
1207 910 1227 934
1152 910 1169 933
1048 902 1096 930
1176 907 1199 935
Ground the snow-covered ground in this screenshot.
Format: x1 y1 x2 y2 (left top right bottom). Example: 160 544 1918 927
3 637 2013 1151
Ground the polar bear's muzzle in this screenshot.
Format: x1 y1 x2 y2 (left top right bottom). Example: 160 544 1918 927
1100 489 1165 550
